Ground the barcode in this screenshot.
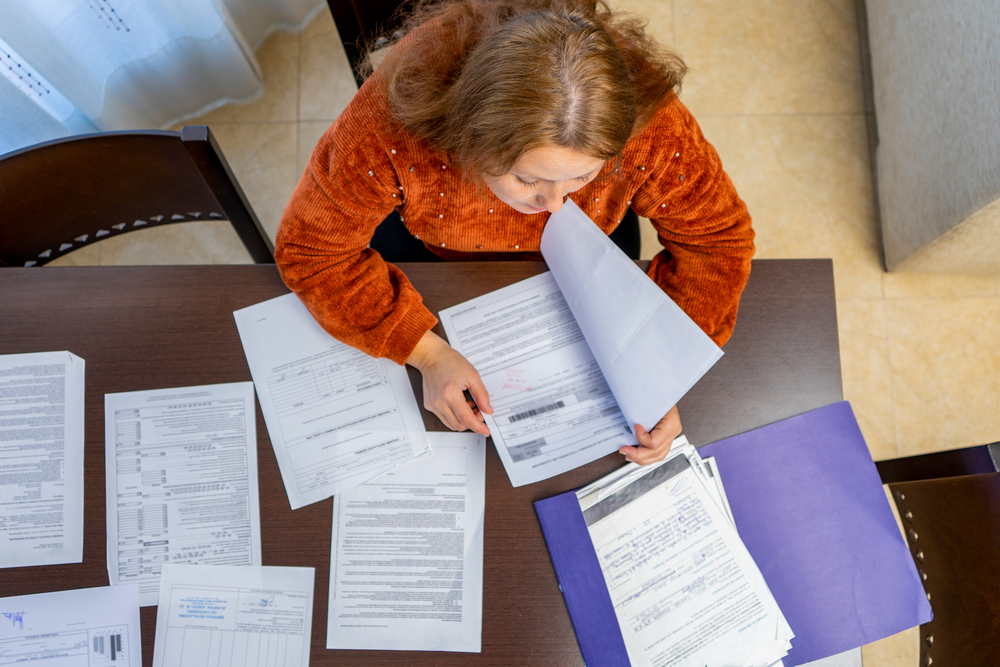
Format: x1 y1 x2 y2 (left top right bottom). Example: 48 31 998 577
508 401 565 423
94 633 123 661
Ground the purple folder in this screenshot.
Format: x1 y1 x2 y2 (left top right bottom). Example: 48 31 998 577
535 491 630 667
535 401 932 667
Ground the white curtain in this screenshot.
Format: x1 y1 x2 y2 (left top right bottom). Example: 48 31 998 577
0 0 324 156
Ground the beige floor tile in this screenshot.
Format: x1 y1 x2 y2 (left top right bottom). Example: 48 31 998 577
862 626 917 667
884 270 1000 299
839 298 897 460
197 29 300 124
297 121 333 180
887 298 1000 455
299 7 359 122
96 221 253 265
206 123 299 240
46 243 102 267
607 0 674 47
639 215 659 260
698 113 884 299
675 0 864 115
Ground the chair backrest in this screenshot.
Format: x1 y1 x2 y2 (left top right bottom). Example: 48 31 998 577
0 125 274 267
325 0 414 88
880 443 1000 666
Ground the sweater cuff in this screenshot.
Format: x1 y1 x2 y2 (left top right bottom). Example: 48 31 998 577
383 304 439 366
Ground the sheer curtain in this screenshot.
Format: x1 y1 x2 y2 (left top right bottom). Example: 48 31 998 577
0 0 324 155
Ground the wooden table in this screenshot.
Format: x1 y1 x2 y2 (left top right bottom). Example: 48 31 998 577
0 259 842 666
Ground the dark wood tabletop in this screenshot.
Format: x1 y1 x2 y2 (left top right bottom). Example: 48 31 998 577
0 259 841 666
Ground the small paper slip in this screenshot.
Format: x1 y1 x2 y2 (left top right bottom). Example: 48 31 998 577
104 382 262 606
0 584 142 665
327 432 486 652
234 293 430 509
0 350 85 568
439 199 721 486
153 564 315 667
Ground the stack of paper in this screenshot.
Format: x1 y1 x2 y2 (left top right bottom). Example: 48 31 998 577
543 439 794 667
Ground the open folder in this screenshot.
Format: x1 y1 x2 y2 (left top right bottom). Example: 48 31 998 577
535 402 932 667
439 199 722 486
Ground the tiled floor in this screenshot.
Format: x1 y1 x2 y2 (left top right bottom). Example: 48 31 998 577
50 3 1000 664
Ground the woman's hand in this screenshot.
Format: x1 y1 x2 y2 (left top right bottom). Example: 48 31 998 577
407 330 493 436
618 405 682 464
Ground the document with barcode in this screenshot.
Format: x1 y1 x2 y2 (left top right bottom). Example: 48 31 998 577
104 382 262 606
0 584 141 665
439 198 721 487
440 272 634 486
0 351 85 568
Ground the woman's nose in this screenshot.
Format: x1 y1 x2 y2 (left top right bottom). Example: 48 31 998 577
538 183 566 213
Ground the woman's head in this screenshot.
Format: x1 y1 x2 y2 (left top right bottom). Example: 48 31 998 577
443 9 634 176
377 0 685 180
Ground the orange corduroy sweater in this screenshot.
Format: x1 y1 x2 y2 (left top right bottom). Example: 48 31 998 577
276 74 755 365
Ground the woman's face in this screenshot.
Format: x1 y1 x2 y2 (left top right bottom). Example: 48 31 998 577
483 145 606 215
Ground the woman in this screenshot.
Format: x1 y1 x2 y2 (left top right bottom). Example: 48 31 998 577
275 0 754 464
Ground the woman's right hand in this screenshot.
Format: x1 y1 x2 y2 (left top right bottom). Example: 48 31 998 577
407 330 493 436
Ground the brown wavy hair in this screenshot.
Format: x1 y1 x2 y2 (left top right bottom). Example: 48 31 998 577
365 0 686 176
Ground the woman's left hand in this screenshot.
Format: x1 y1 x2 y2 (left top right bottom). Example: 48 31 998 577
618 405 682 465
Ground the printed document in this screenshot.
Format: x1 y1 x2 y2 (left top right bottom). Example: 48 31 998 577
327 432 485 652
439 199 721 486
580 447 793 667
440 272 635 487
0 584 141 665
153 564 315 667
105 382 262 606
540 199 723 431
234 293 429 509
0 351 84 568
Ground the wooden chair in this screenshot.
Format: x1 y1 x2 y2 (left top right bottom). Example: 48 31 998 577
876 442 1000 666
325 0 414 89
0 126 274 267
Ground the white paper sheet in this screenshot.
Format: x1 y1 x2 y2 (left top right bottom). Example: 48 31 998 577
581 450 792 667
540 198 723 432
327 432 485 652
104 382 262 606
234 293 430 510
439 272 635 487
153 564 315 667
0 584 141 665
0 350 84 568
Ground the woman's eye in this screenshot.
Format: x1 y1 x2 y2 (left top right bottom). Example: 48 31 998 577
516 177 538 188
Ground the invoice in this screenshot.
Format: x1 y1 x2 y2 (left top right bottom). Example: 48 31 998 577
0 351 84 568
105 382 262 606
234 293 429 509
